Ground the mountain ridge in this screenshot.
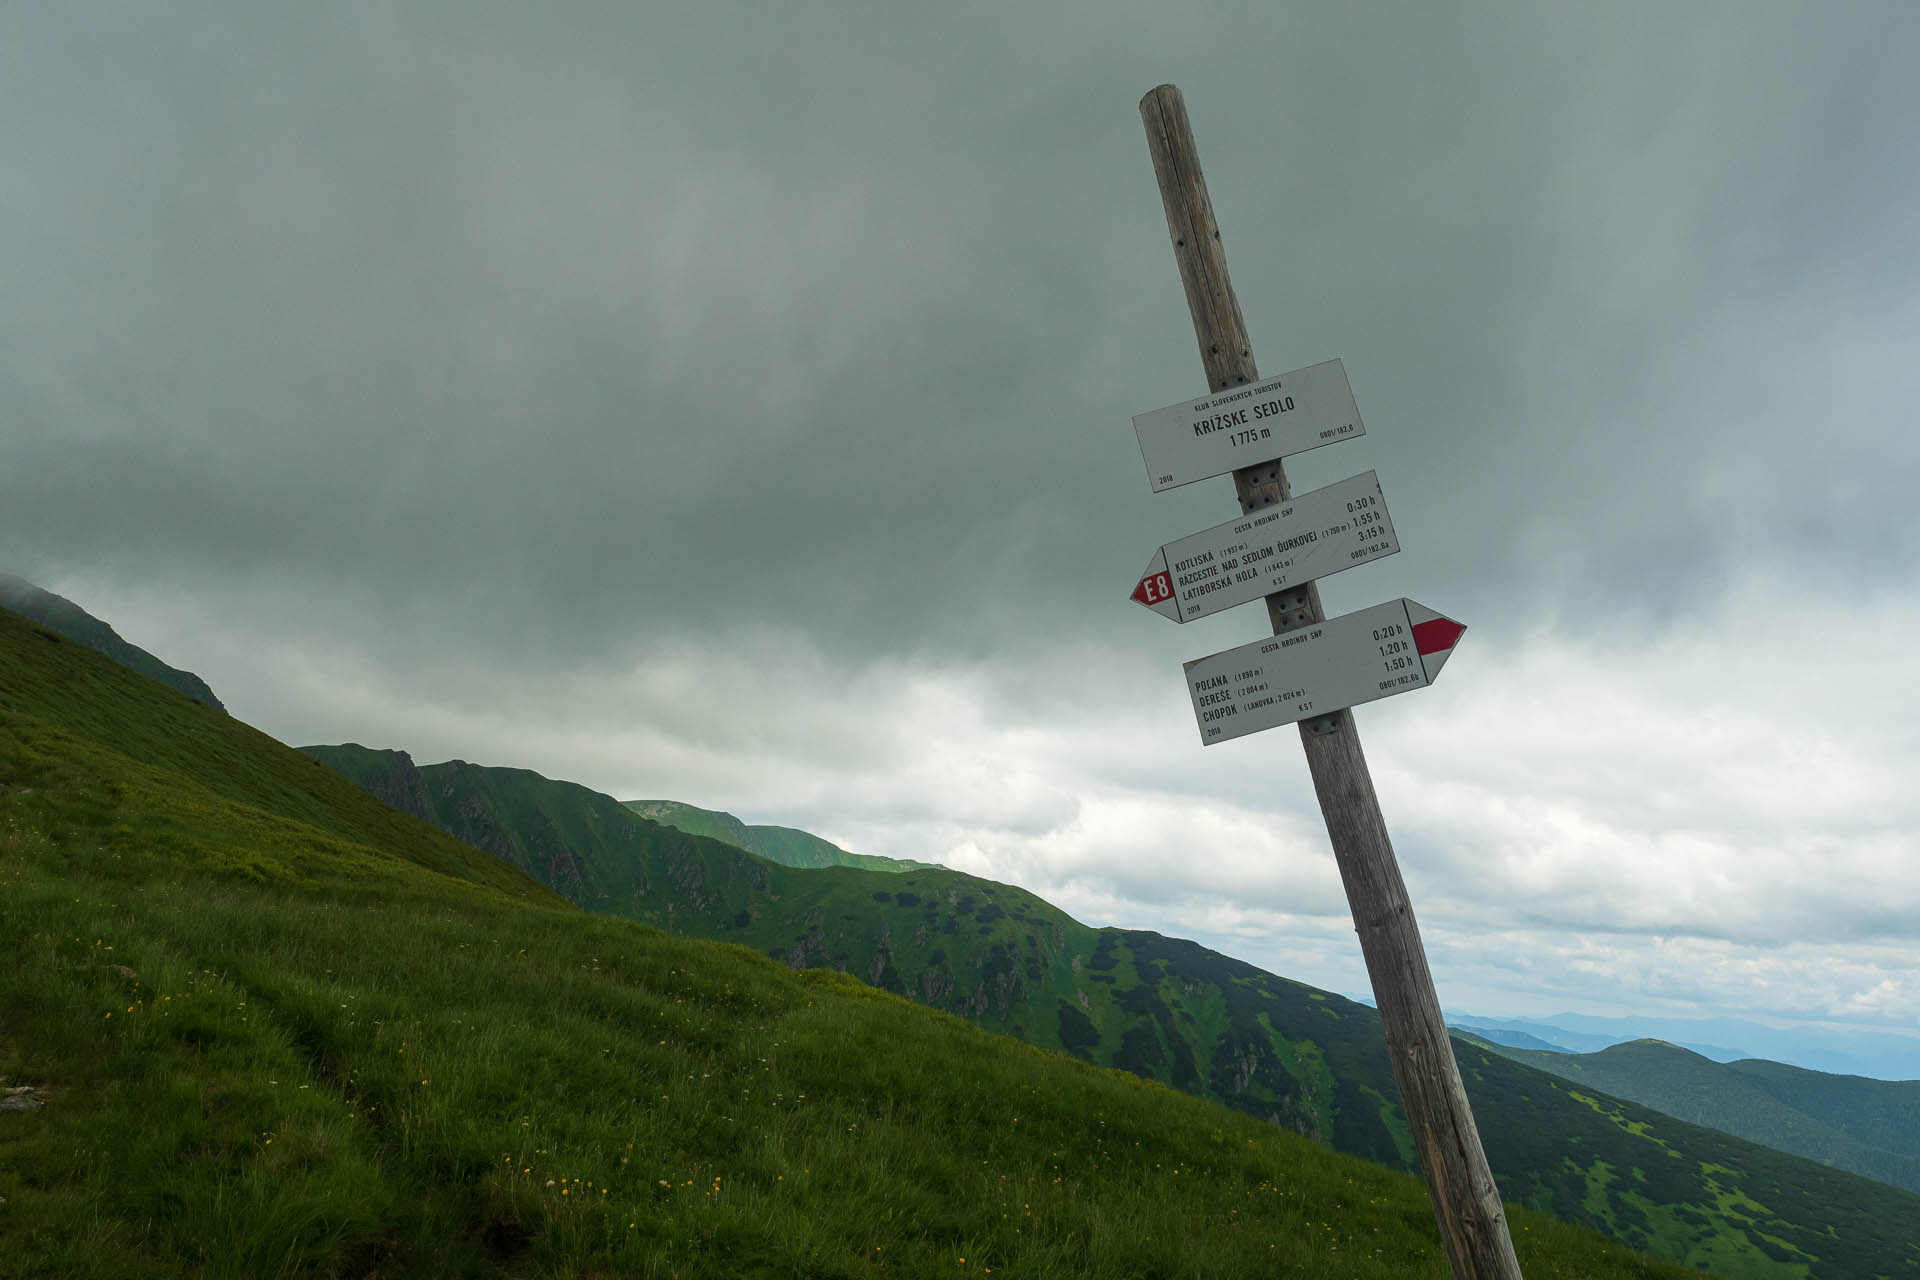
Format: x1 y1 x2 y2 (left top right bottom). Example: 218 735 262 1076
304 736 1920 1278
1475 1036 1920 1195
0 573 226 712
1451 1010 1920 1080
622 797 940 873
0 594 1698 1278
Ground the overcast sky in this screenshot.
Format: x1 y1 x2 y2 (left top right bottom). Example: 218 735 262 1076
6 2 1917 1061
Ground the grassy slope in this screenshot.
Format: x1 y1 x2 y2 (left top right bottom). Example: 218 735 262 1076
1476 1038 1920 1194
0 616 550 905
1728 1058 1920 1152
0 580 226 712
621 799 938 873
308 745 1920 1280
0 611 1690 1278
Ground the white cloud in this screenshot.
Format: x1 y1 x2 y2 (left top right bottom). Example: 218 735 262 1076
64 549 1919 1043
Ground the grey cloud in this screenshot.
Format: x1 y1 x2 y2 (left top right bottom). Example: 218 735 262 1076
11 2 1913 667
7 1 1918 1041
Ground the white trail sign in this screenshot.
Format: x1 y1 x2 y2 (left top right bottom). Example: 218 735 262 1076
1131 470 1398 623
1184 598 1465 745
1132 357 1363 493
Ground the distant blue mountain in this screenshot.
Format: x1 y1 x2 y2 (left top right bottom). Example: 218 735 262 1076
1447 1010 1920 1081
1450 1022 1570 1054
1473 1038 1920 1195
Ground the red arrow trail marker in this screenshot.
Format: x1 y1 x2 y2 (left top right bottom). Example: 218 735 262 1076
1411 606 1467 668
1130 561 1174 609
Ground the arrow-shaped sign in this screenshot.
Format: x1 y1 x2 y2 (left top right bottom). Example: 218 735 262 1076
1133 357 1363 493
1130 471 1399 623
1184 598 1465 745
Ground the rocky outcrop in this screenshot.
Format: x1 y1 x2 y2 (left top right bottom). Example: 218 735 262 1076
918 966 953 1002
954 942 1025 1018
782 908 831 969
353 750 433 824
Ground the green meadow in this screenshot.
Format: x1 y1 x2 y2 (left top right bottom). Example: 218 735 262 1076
306 742 1920 1279
0 608 1698 1277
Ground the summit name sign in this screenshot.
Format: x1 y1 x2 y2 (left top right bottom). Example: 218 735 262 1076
1133 357 1363 493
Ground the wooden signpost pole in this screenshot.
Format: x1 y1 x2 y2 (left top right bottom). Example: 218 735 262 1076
1138 83 1524 1280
